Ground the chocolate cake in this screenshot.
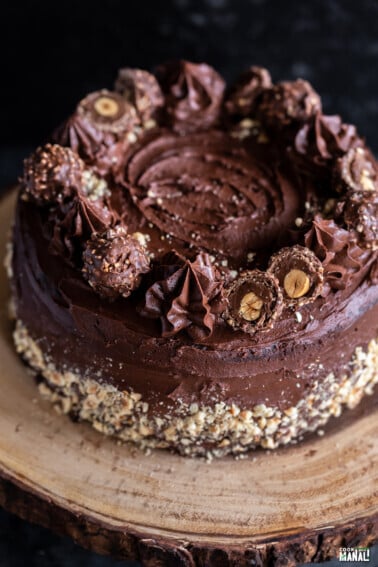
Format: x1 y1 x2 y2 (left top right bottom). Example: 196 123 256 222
7 61 378 457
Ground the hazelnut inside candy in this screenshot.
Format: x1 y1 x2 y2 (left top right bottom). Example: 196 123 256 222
268 245 323 304
225 270 282 335
93 96 120 118
239 292 263 321
225 66 272 118
77 90 138 133
283 269 310 299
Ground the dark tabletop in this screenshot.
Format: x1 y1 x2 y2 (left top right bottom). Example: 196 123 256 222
0 1 377 565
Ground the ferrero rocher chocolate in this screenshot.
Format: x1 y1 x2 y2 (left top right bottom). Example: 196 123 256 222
115 67 164 121
23 144 85 203
256 79 321 131
268 245 323 305
334 147 378 194
225 270 282 334
82 226 150 300
225 66 272 119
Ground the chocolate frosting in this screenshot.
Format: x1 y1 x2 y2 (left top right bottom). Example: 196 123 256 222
12 199 378 412
141 252 223 342
156 60 225 133
304 215 374 293
48 192 115 263
293 113 363 176
123 130 302 261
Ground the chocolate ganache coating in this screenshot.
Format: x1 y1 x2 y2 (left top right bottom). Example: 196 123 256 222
10 60 378 452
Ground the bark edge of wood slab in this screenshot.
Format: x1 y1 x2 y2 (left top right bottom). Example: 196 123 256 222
0 473 377 567
0 190 377 567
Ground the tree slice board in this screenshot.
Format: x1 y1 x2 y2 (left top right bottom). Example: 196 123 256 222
0 189 377 567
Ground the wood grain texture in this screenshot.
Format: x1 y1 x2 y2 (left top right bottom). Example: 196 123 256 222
0 190 377 566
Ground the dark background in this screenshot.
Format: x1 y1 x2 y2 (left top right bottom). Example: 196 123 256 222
2 0 378 187
0 1 377 565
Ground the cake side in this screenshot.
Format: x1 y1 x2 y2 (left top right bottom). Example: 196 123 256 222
11 319 378 457
9 187 378 456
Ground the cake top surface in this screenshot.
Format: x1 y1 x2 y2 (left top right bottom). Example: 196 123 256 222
18 60 378 347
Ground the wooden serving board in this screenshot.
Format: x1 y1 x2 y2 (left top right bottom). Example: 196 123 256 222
0 190 377 567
